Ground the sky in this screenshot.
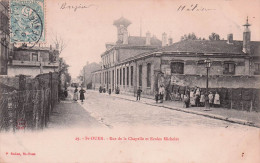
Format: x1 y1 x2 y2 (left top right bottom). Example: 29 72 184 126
45 0 260 78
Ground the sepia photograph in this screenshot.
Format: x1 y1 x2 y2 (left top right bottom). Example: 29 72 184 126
0 0 260 162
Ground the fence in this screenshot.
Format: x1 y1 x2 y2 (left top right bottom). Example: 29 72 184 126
168 84 260 112
0 72 59 132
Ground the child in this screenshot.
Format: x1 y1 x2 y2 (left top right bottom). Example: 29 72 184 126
155 91 159 103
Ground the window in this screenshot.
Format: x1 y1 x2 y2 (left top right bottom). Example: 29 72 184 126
117 69 119 85
108 71 110 84
171 62 184 74
123 68 125 85
127 67 129 86
32 53 38 61
131 66 133 86
254 63 260 75
223 62 235 75
120 69 122 85
139 65 142 87
147 63 151 87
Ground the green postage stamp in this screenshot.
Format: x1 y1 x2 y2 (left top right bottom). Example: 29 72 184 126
10 0 45 44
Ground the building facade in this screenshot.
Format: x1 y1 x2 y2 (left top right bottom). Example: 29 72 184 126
92 17 163 93
8 45 59 77
92 17 260 97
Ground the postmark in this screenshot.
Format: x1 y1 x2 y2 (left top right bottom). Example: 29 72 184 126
10 0 45 44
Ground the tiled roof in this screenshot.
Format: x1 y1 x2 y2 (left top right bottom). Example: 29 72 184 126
128 36 162 46
156 40 260 55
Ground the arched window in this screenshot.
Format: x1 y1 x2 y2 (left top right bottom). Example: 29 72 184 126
170 61 184 74
139 65 142 87
147 63 151 87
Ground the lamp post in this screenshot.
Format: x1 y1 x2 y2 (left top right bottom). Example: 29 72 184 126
204 59 211 111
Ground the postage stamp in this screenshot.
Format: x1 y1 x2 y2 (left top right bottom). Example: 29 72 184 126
10 0 45 44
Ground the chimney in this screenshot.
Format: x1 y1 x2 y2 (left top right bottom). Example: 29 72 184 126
243 17 251 54
168 37 173 46
123 30 128 44
227 33 233 44
162 32 167 46
145 31 151 45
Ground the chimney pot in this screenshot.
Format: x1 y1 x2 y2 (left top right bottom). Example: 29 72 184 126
146 31 151 45
227 33 233 44
162 32 167 46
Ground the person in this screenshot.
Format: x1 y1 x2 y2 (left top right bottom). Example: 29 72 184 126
183 94 190 108
195 87 201 107
159 85 165 103
64 87 68 98
214 92 220 107
155 90 159 103
136 87 142 101
189 89 195 106
200 92 205 107
208 92 214 107
79 87 86 102
108 88 111 95
99 86 102 93
73 87 78 101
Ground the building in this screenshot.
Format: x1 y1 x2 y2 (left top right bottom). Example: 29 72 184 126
7 44 59 77
0 0 11 75
92 17 260 97
91 17 163 92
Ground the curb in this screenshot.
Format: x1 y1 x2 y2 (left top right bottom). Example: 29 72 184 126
110 94 260 128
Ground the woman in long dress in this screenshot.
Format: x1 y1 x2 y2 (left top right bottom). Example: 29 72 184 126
73 87 78 101
79 87 86 102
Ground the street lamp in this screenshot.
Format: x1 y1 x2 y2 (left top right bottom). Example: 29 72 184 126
204 59 211 111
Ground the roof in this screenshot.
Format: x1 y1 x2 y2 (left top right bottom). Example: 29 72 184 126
156 40 248 54
15 46 53 51
128 36 162 46
113 17 131 27
251 41 260 56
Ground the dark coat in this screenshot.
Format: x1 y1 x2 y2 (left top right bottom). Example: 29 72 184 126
79 89 86 100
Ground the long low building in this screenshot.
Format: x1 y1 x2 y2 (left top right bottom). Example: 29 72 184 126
92 17 260 99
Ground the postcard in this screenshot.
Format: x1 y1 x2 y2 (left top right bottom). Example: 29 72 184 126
0 0 260 162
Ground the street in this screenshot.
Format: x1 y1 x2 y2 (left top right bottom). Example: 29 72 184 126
0 90 259 163
79 90 252 129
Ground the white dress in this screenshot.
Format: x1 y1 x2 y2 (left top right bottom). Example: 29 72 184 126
214 93 220 105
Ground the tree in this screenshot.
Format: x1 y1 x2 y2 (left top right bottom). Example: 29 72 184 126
51 32 68 54
209 33 220 41
180 33 198 41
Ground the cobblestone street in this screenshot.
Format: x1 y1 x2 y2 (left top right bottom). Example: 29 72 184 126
80 90 254 129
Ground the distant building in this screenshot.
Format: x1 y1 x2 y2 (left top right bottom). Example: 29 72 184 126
0 0 11 75
92 17 260 96
8 45 59 77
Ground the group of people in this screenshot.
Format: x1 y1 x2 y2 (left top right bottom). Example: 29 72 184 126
136 85 166 103
183 87 220 108
73 86 86 102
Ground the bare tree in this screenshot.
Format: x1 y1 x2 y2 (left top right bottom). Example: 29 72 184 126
50 32 68 54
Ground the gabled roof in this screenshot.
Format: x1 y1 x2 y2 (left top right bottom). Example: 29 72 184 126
128 36 162 46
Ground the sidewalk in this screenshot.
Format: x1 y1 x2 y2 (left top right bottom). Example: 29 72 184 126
48 93 103 129
97 91 260 128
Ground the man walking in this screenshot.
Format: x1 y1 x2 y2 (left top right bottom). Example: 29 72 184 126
136 87 142 101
